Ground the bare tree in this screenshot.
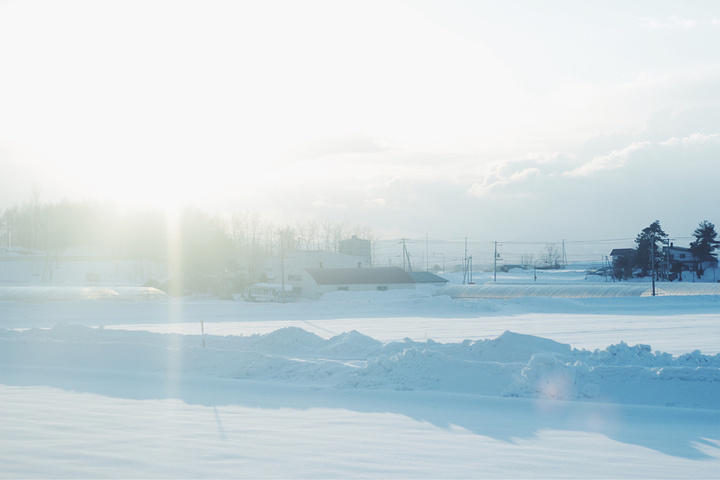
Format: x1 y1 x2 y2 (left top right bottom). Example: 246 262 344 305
330 221 347 253
351 224 377 243
540 244 561 268
278 226 296 254
295 220 320 251
521 253 534 269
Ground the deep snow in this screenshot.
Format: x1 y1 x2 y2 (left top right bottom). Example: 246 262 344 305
2 323 718 410
1 267 720 478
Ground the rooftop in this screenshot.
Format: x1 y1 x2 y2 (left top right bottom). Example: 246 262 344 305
303 266 415 285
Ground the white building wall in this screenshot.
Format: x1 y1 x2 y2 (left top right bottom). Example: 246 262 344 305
286 267 320 299
315 283 415 297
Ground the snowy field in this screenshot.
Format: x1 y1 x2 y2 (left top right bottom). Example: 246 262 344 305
1 268 720 478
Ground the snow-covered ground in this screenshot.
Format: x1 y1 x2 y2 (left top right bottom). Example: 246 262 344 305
1 266 720 478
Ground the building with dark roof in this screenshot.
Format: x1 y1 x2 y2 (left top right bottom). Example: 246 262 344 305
338 235 372 264
609 248 636 280
286 266 415 299
609 248 636 260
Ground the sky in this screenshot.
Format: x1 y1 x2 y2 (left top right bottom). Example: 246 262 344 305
1 0 720 245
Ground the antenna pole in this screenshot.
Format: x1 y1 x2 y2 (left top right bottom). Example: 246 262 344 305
651 231 656 296
280 231 286 303
494 241 498 282
463 238 468 284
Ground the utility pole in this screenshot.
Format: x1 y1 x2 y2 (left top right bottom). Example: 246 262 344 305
494 241 498 282
562 239 567 268
402 239 412 271
426 233 429 272
605 255 610 283
280 231 286 303
663 238 674 282
463 238 468 284
651 231 656 296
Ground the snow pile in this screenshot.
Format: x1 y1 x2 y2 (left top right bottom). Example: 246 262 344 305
2 324 718 410
0 285 167 301
438 282 720 299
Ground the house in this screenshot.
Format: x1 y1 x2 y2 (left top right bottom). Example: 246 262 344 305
664 245 694 272
338 235 372 264
251 238 374 285
608 244 718 281
408 271 449 286
664 243 718 276
610 248 636 263
286 266 415 299
609 248 636 279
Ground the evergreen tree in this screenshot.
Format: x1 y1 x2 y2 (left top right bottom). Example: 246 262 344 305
689 220 720 271
634 220 667 276
612 253 634 280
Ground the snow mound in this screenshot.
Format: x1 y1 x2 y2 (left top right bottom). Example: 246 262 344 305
318 330 383 359
245 326 326 356
473 330 573 363
1 325 718 409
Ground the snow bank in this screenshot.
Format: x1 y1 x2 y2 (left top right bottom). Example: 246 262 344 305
439 282 720 299
0 286 167 301
2 324 718 410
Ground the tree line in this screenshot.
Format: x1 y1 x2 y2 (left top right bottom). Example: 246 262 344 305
613 220 720 281
0 198 374 296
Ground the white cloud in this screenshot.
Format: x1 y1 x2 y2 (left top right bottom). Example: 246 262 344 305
563 142 650 177
509 168 541 182
466 163 543 198
660 132 720 147
563 133 720 178
466 179 506 198
640 16 701 30
2 1 720 243
364 198 388 208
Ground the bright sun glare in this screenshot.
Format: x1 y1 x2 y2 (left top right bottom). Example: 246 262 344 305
0 0 524 210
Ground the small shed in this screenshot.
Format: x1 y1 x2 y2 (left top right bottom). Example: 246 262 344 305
286 266 415 299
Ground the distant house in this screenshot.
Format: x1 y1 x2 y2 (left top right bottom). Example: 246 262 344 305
609 244 716 281
664 245 694 271
338 235 372 265
286 266 415 299
610 248 636 279
408 271 449 286
664 243 717 276
252 237 374 285
610 248 636 263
